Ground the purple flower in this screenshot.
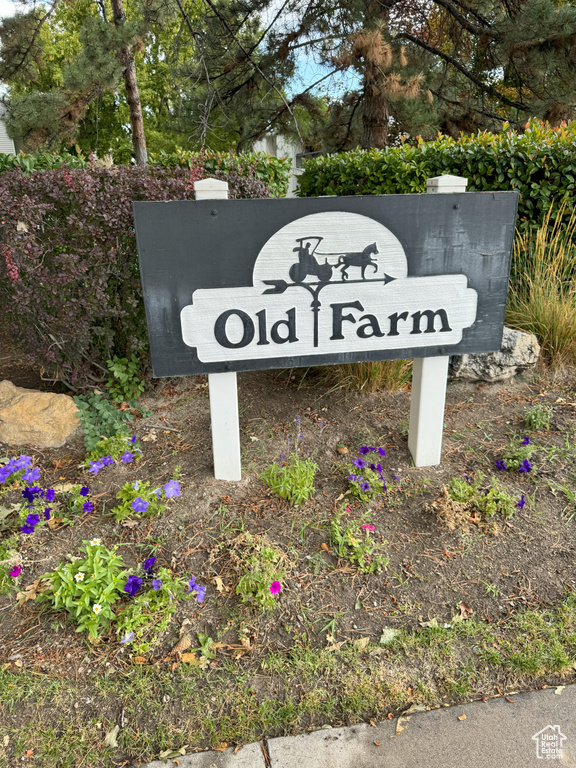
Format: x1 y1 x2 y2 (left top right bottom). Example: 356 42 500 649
348 474 357 482
522 436 531 445
88 459 104 476
163 480 181 498
152 579 162 591
519 460 532 473
44 508 51 520
80 486 90 497
359 446 375 455
25 513 40 526
130 435 137 444
516 494 526 509
186 576 198 593
270 581 282 595
83 501 94 513
121 451 134 463
382 481 387 491
20 524 35 534
142 557 156 572
22 467 40 483
152 488 161 499
392 473 400 482
0 468 11 483
196 586 206 603
102 455 114 466
495 459 507 471
124 575 143 597
119 631 135 644
14 456 32 470
45 488 55 502
22 486 43 503
360 481 370 491
377 447 386 456
131 497 149 514
352 458 366 469
8 565 22 578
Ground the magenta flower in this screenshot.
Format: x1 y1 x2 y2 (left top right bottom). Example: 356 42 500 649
270 581 282 595
361 523 375 531
8 565 22 578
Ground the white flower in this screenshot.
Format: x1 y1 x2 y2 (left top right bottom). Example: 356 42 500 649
74 572 85 582
93 603 102 614
90 538 101 546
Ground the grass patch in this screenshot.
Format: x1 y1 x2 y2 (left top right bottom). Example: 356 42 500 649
321 359 412 393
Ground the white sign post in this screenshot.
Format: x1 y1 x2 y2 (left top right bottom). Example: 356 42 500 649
408 174 468 466
195 178 242 481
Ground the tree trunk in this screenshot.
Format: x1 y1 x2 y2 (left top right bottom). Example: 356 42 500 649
361 59 389 149
110 0 147 165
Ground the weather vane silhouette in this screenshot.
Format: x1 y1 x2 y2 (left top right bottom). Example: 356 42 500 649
262 236 396 347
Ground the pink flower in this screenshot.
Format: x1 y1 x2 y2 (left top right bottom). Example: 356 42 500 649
361 524 375 532
270 581 282 595
9 565 22 578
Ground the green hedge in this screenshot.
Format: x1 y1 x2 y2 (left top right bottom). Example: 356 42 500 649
0 148 292 197
150 149 292 198
297 121 576 229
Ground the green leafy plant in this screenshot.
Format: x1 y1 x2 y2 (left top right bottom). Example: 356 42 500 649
261 455 318 506
329 508 389 574
448 473 518 518
499 436 537 473
195 631 216 659
115 567 192 654
74 392 134 453
38 540 127 639
111 478 180 522
524 403 553 431
261 415 318 505
346 446 388 502
85 432 142 465
0 535 21 594
106 355 146 403
230 531 290 611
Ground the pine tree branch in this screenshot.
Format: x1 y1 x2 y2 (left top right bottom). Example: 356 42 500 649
431 0 499 39
197 0 305 144
397 31 528 111
1 0 60 80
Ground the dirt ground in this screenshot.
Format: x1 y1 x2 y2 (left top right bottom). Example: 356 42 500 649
1 331 576 764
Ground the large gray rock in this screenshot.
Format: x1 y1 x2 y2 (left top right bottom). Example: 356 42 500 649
0 380 80 448
450 327 540 382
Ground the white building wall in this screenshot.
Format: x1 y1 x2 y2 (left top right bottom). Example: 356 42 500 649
0 117 15 154
252 134 303 198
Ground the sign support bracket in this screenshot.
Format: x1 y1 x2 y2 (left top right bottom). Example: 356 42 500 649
408 174 468 467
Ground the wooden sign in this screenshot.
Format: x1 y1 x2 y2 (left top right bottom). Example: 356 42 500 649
134 192 518 378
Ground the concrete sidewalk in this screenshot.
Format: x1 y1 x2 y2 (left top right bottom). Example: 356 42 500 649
144 684 576 767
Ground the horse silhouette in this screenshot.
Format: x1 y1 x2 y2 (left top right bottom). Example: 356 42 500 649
337 243 379 280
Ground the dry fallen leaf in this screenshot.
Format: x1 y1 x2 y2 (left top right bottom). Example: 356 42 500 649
142 431 157 442
459 602 474 619
354 637 370 650
132 656 147 665
104 725 119 749
373 741 382 746
321 543 332 555
3 735 10 747
457 715 467 721
14 660 22 668
395 715 410 735
121 519 139 529
25 749 34 758
213 743 228 752
555 686 565 695
213 577 229 593
17 221 28 232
